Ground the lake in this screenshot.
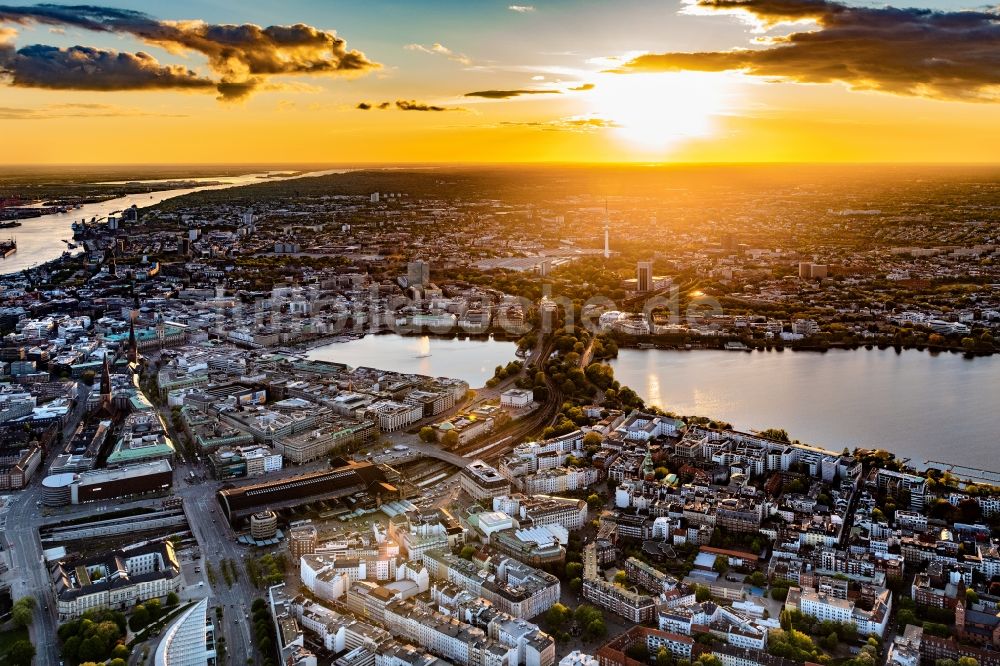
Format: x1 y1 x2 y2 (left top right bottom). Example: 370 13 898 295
306 334 519 388
608 347 1000 469
0 169 347 275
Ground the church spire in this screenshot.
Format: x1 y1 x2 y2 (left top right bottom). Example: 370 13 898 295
100 354 112 401
127 313 138 363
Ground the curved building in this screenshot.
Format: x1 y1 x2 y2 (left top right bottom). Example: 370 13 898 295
41 472 76 507
250 510 278 541
154 598 215 666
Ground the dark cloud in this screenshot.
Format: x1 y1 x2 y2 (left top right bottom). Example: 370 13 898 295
357 101 372 110
0 4 379 99
612 0 1000 101
570 83 595 91
395 99 463 111
377 101 390 109
464 88 561 99
1 44 216 92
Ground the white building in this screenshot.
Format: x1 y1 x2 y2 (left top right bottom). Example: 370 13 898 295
154 598 216 666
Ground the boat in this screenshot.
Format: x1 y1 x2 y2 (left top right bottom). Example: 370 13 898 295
0 238 16 258
0 220 22 229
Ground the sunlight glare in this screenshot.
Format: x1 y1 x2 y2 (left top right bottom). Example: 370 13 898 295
590 72 733 151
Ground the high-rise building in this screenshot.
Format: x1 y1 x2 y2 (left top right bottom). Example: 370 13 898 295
371 192 380 203
636 261 653 292
407 260 430 288
799 262 829 279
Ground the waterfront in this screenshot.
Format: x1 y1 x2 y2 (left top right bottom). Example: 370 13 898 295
0 169 347 274
306 334 519 388
609 347 999 468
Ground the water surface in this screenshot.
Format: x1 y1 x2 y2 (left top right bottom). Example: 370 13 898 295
609 347 999 468
307 334 518 388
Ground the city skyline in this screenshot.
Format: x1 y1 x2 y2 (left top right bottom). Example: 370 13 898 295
0 0 999 163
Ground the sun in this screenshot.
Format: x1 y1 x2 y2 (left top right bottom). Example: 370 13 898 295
588 71 734 152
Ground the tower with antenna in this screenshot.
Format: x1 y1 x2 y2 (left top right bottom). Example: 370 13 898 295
603 200 610 259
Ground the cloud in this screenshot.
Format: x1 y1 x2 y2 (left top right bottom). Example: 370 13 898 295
0 4 379 99
611 0 1000 102
357 101 395 110
395 99 464 111
357 101 372 110
377 101 390 109
405 42 471 66
570 83 595 91
1 44 217 93
464 88 561 99
0 102 187 119
500 115 619 132
508 5 536 13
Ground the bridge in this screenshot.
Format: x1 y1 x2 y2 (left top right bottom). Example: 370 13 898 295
405 442 474 468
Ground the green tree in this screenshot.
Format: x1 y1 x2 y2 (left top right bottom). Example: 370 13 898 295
146 598 163 621
565 562 583 579
760 428 790 443
627 643 650 662
166 591 180 607
419 426 436 443
8 640 36 666
129 605 151 631
546 603 571 628
441 430 459 449
583 431 603 450
614 571 627 585
11 596 36 627
459 545 477 559
695 585 711 602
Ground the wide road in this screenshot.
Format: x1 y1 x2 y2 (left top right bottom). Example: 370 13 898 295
0 382 91 666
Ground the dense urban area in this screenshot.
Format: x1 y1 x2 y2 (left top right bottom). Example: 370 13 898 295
0 166 998 666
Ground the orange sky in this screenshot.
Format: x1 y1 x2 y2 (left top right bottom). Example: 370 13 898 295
1 1 998 164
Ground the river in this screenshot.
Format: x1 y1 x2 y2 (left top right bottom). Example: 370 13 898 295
609 347 999 469
0 169 347 275
306 334 519 388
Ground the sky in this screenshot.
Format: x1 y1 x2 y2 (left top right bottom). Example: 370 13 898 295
0 0 998 164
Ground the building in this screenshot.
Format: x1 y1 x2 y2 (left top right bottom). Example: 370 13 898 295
106 411 176 467
493 495 588 531
424 551 560 619
53 541 182 619
154 598 216 666
501 389 534 409
461 460 512 500
69 459 173 504
596 627 694 666
582 577 657 624
366 401 423 433
637 261 653 293
218 460 395 524
251 510 279 540
383 598 513 666
289 524 319 560
408 260 431 288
